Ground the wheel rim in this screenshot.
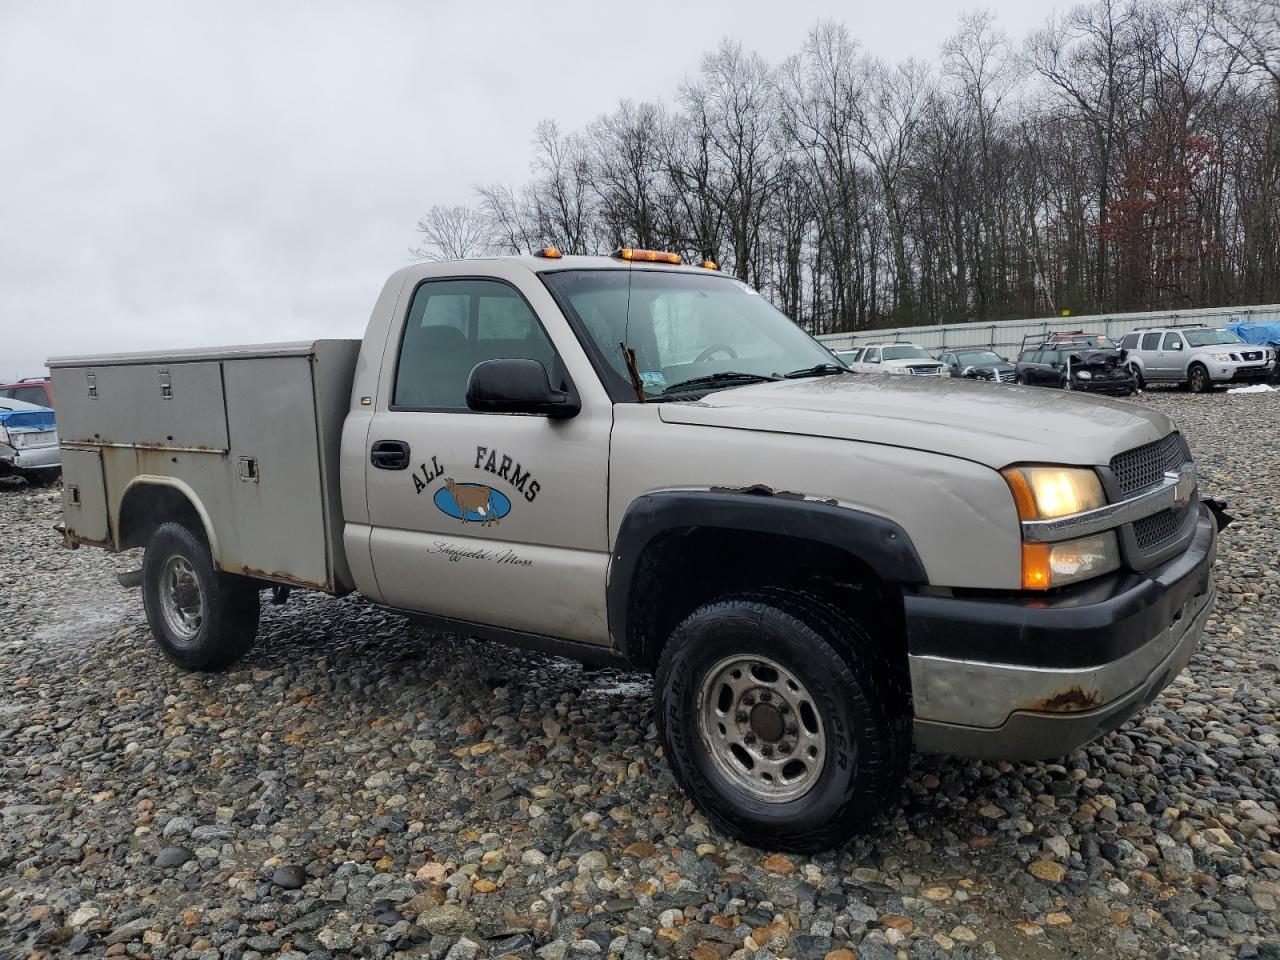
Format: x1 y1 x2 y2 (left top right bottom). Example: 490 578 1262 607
159 555 205 645
697 654 827 803
1191 368 1206 391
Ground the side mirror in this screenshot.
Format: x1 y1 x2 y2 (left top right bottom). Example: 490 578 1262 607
466 359 580 419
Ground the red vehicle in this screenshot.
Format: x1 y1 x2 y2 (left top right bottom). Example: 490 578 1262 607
0 378 53 408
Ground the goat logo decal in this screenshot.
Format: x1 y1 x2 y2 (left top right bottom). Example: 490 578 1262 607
434 478 512 526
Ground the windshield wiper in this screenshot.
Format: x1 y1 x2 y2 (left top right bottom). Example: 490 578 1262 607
661 371 780 395
783 363 856 379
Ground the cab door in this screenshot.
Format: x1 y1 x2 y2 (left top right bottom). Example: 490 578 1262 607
363 271 613 645
1154 332 1185 380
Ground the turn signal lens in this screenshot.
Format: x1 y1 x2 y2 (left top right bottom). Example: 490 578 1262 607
613 247 682 265
533 246 563 258
1022 532 1121 590
1022 543 1052 590
1003 466 1105 521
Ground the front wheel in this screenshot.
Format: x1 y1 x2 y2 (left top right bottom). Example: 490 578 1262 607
1188 363 1212 394
656 591 910 852
142 522 261 670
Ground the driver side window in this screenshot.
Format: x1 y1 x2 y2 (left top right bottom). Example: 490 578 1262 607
393 279 559 410
1162 333 1184 350
866 349 880 364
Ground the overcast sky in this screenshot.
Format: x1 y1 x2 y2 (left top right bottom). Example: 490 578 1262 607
0 0 1060 381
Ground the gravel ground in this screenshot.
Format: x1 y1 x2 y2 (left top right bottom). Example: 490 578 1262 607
2 391 1278 960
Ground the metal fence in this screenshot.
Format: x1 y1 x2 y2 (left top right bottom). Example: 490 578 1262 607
815 303 1280 357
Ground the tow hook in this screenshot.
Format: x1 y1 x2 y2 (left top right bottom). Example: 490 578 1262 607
1203 498 1234 531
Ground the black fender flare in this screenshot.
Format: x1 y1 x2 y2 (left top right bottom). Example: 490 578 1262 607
607 489 929 662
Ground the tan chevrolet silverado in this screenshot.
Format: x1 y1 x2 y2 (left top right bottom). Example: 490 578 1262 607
51 249 1220 851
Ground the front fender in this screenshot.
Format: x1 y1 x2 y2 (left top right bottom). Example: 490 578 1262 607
607 489 928 659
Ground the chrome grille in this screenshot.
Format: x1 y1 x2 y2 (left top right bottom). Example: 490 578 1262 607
1134 504 1191 550
1110 433 1189 497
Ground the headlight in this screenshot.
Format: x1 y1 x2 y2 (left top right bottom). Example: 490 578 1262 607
1002 466 1106 520
1074 370 1093 380
1021 532 1121 590
1211 353 1231 362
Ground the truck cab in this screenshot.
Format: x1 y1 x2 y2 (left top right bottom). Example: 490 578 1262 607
51 250 1220 852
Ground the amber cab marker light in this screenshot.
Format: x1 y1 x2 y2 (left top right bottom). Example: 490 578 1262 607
702 260 718 270
534 246 562 259
613 247 682 265
1022 542 1052 590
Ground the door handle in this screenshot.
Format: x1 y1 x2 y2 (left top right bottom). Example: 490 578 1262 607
371 439 410 470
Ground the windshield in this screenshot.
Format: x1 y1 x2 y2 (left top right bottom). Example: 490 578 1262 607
1184 328 1244 347
881 346 932 360
956 351 1003 365
541 269 836 397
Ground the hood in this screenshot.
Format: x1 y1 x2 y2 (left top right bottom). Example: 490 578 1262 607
883 358 945 370
658 374 1172 468
963 362 1017 377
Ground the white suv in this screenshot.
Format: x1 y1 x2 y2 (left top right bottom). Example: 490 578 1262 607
850 343 948 377
1120 326 1275 393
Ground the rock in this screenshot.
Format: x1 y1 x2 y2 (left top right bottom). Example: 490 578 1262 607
762 854 796 876
417 904 477 936
271 864 307 889
1029 860 1067 883
153 846 194 868
105 918 153 945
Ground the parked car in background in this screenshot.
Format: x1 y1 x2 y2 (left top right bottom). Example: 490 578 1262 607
1016 333 1137 396
0 396 60 485
1119 326 1275 393
849 343 948 377
833 348 863 366
939 349 1016 383
0 377 54 407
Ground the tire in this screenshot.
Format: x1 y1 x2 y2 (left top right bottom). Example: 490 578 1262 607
23 469 60 487
1014 374 1025 385
1061 377 1074 390
656 589 910 852
142 521 260 670
1130 366 1144 391
1188 363 1211 394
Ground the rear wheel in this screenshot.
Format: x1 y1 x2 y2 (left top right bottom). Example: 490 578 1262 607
656 590 910 852
1188 363 1211 394
142 522 260 670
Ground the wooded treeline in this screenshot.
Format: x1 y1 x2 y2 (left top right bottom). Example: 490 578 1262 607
412 0 1280 333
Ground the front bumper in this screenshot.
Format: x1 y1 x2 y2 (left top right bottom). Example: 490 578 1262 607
906 505 1216 759
1214 363 1273 383
1075 376 1136 395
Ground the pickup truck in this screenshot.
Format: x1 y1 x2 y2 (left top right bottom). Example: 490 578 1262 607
51 249 1220 852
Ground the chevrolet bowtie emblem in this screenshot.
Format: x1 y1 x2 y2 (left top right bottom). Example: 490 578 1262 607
1167 464 1196 508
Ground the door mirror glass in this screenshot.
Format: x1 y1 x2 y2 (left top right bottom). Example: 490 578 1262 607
466 359 580 418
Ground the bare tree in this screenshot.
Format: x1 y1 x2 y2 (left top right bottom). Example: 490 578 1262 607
411 2 1280 331
409 205 495 261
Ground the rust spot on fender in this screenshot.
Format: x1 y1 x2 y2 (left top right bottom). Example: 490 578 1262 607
709 484 839 506
1029 686 1101 713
